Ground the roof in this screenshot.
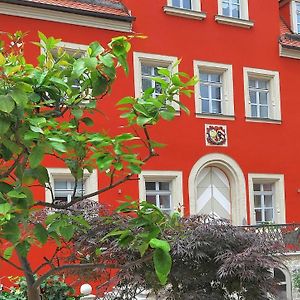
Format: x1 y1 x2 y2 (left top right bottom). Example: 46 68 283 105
279 18 300 49
0 0 133 21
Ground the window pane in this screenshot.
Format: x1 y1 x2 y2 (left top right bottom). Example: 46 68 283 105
265 209 274 222
212 101 222 114
211 86 221 99
54 180 68 189
263 184 273 191
255 209 262 223
159 182 170 190
254 195 261 208
142 78 152 91
253 184 261 191
146 195 156 205
259 92 268 105
182 0 192 9
159 195 171 209
210 74 221 83
259 106 269 118
232 4 240 18
264 195 273 208
232 0 240 4
146 182 156 190
172 0 181 7
251 105 257 117
258 79 268 89
200 85 209 98
249 91 257 104
222 2 230 16
199 73 209 82
249 79 256 88
154 82 162 94
141 65 152 76
202 99 210 113
274 268 286 282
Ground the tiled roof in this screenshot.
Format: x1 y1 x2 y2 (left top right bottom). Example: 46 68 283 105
279 18 300 49
1 0 132 19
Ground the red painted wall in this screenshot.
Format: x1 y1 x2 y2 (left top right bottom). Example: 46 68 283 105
1 0 300 285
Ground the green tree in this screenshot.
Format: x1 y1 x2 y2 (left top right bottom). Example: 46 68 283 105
0 31 196 299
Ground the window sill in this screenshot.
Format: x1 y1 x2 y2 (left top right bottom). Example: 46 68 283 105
196 113 235 121
245 117 281 124
279 44 300 60
163 6 206 20
215 15 254 28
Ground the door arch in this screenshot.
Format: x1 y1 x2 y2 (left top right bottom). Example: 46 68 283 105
189 153 247 225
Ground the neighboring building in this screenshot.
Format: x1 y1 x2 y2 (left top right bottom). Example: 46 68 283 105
1 0 300 298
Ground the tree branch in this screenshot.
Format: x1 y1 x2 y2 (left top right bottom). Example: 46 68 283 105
0 255 23 271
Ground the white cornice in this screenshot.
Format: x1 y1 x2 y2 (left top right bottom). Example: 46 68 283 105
0 2 132 32
280 44 300 59
163 6 206 20
215 15 254 28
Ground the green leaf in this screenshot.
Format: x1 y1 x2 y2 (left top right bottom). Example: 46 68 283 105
136 116 153 126
45 213 61 225
34 223 48 245
127 164 141 174
10 89 28 105
99 54 114 68
88 41 104 57
0 52 5 66
72 108 83 120
81 117 94 126
150 238 171 252
160 110 175 121
29 125 44 134
50 142 67 153
7 190 27 199
3 246 14 260
117 97 135 105
3 221 20 243
0 118 10 134
0 203 11 215
29 146 44 168
83 57 97 71
15 241 30 257
153 248 172 285
0 95 15 113
60 225 75 242
72 59 86 77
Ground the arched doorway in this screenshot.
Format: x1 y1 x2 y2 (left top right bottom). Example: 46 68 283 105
189 153 247 225
196 166 231 219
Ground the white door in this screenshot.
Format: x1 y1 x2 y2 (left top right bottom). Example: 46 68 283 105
196 167 231 220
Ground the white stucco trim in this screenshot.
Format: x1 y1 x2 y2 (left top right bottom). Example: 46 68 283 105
0 2 132 32
46 168 98 203
188 153 247 225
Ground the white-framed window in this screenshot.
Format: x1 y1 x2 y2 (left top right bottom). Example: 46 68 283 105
271 268 292 300
138 171 183 214
243 68 281 123
194 60 234 119
291 1 300 34
215 0 253 28
171 0 192 9
248 174 285 225
45 168 98 203
133 52 180 111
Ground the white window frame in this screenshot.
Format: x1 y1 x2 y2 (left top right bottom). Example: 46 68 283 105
243 67 281 123
163 0 206 20
248 174 286 225
215 0 254 28
45 168 98 203
291 0 300 34
133 52 180 112
138 171 184 214
193 60 234 120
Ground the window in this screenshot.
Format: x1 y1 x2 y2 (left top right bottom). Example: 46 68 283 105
271 268 292 300
253 183 274 224
145 181 172 214
138 171 183 214
222 0 241 18
243 68 281 123
215 0 254 28
45 168 98 203
163 0 206 20
133 52 180 111
291 1 300 34
194 60 234 119
53 179 85 204
248 174 285 225
171 0 192 9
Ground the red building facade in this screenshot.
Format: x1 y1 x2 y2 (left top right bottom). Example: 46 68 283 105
1 0 300 298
